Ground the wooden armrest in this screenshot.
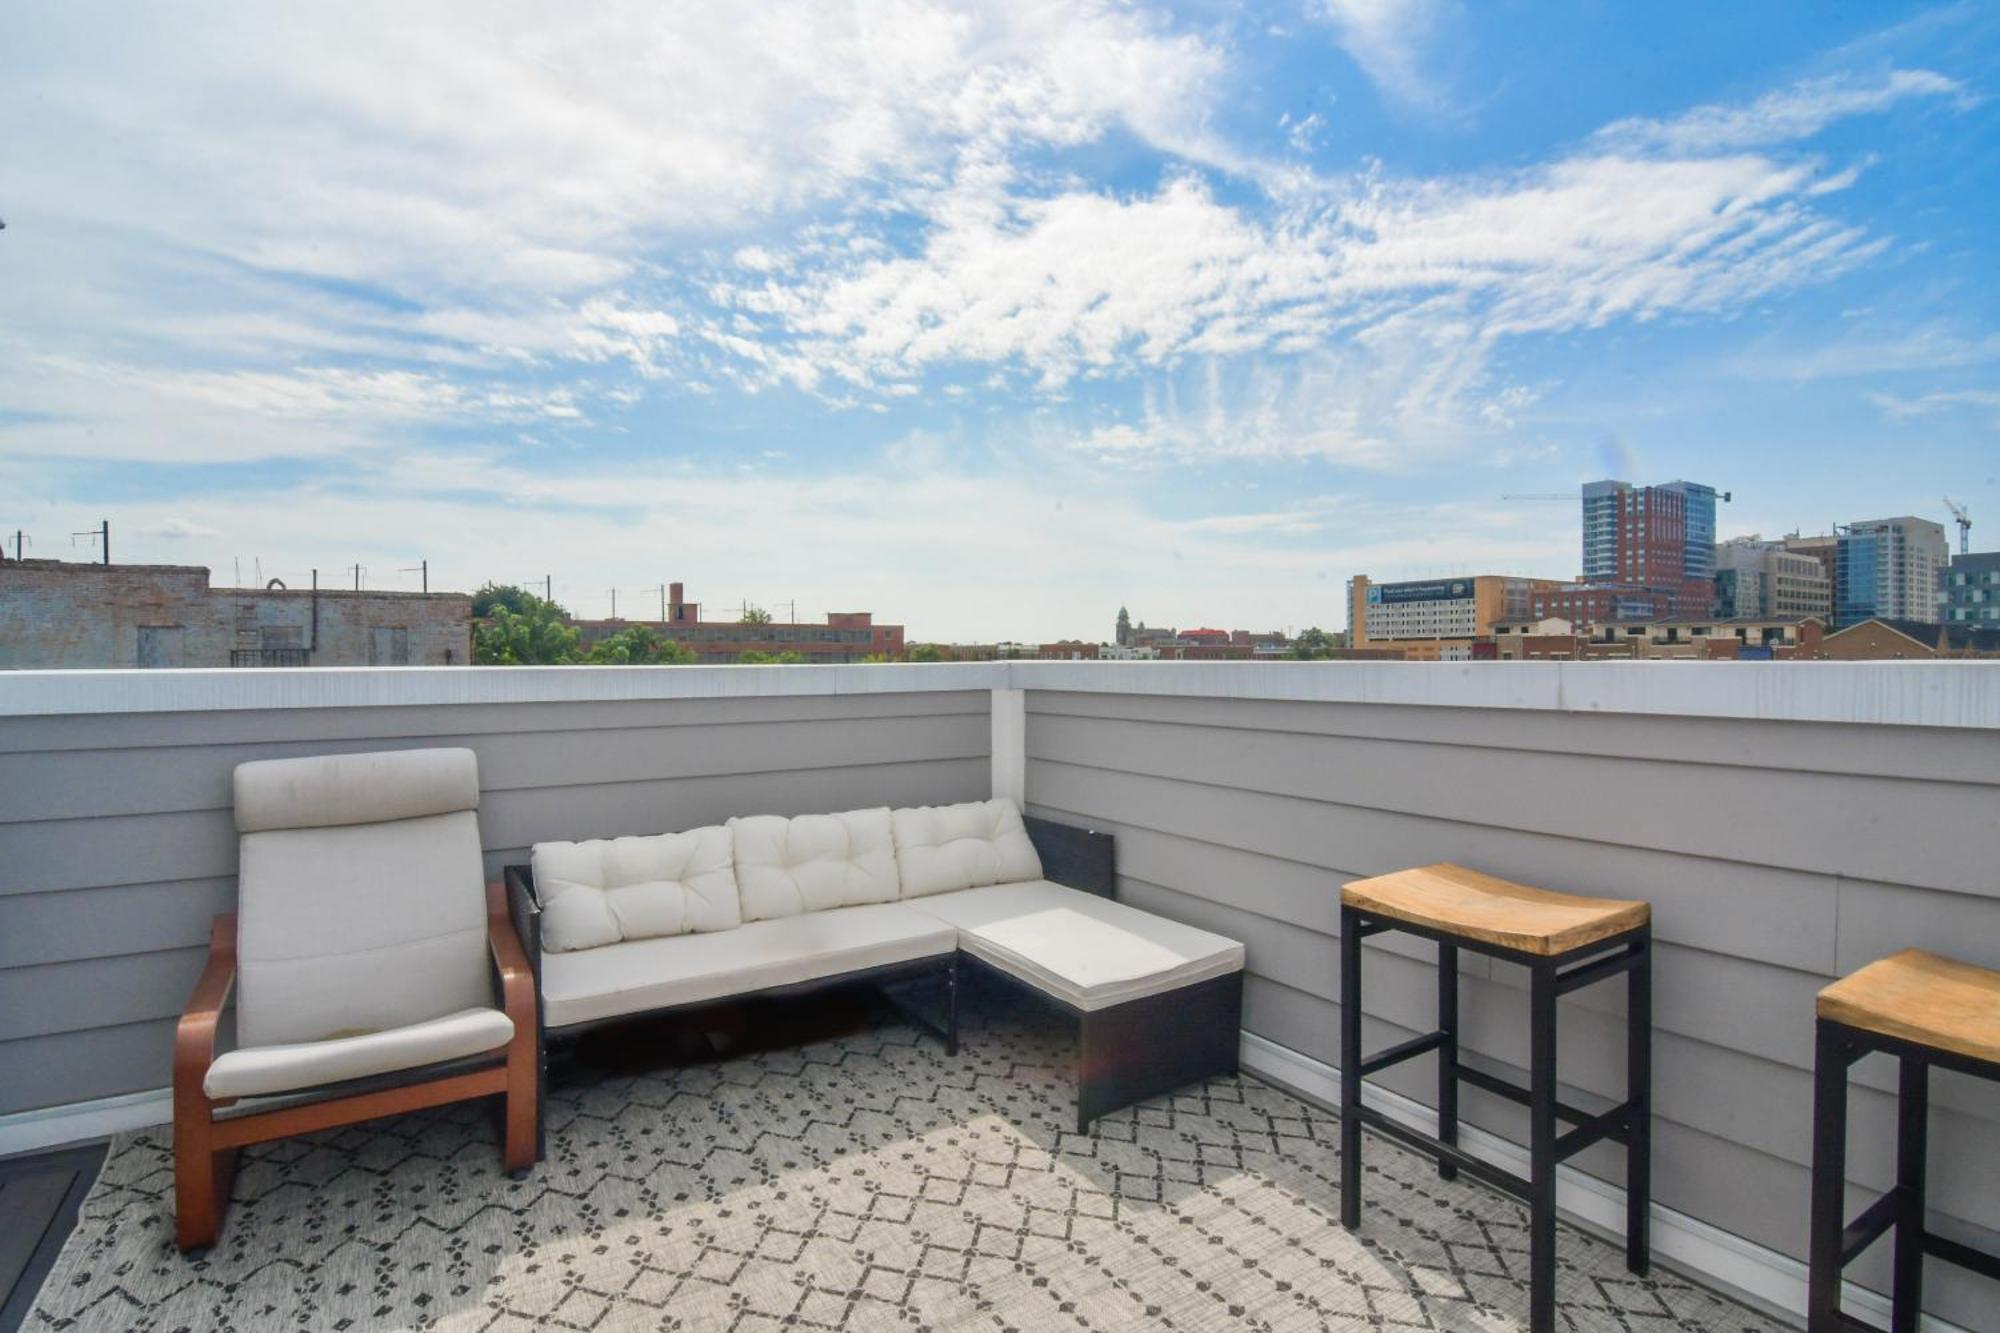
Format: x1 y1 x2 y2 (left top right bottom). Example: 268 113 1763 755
487 882 538 1028
174 913 237 1099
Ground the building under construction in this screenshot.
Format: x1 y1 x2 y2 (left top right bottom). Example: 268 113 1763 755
0 559 471 669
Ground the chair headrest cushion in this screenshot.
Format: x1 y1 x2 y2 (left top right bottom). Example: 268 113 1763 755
234 747 480 833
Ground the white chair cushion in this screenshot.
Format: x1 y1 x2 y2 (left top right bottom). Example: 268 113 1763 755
532 826 740 952
235 746 479 833
730 808 900 921
203 1007 514 1100
539 901 956 1029
890 799 1042 899
905 880 1244 1011
235 809 493 1049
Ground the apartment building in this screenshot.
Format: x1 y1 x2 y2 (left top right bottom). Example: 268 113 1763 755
1940 550 2000 626
1834 517 1948 625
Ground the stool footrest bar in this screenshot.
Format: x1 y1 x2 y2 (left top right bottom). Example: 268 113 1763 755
1454 1064 1594 1127
1838 1187 1903 1267
1925 1230 2000 1283
1355 1105 1529 1203
1358 1031 1449 1077
1554 1103 1634 1162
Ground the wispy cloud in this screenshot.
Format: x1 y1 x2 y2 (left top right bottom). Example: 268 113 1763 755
1313 0 1461 117
1593 68 1969 154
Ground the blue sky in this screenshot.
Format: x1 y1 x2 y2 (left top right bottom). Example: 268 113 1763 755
2 1 1996 640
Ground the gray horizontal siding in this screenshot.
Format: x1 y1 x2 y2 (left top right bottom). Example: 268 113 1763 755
1025 689 2000 1327
0 690 989 1114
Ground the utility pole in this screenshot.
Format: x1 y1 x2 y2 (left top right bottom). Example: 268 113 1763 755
348 563 364 590
10 530 26 561
400 560 429 593
658 584 667 621
71 520 109 564
610 588 618 619
545 575 553 602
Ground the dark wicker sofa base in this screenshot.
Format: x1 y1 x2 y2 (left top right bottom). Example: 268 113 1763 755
502 815 1243 1151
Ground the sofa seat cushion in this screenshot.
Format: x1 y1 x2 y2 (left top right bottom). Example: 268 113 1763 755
730 808 900 921
891 799 1043 899
204 1007 514 1100
532 826 740 952
540 901 957 1029
906 881 1244 1012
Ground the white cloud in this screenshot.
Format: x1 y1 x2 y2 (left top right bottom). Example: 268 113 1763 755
712 144 1883 454
1869 387 2000 426
1593 69 1967 154
1313 0 1460 116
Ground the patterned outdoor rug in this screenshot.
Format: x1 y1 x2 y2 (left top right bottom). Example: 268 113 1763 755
28 982 1778 1331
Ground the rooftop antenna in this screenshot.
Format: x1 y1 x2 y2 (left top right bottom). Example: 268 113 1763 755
399 560 428 593
1944 497 1971 556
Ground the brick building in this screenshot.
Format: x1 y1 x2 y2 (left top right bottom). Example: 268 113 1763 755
0 559 471 669
572 582 904 664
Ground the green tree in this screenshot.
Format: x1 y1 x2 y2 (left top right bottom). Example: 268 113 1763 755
740 649 805 664
584 626 697 666
860 653 893 664
471 582 539 618
1291 627 1344 660
740 606 773 625
906 642 946 663
473 598 581 664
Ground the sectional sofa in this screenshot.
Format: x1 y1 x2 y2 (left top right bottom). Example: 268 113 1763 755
503 799 1244 1141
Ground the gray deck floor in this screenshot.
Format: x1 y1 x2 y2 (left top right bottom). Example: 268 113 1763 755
0 1143 104 1333
19 983 1779 1330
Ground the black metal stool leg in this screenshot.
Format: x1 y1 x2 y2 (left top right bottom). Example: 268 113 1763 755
1808 1019 1852 1333
1892 1054 1928 1333
1529 958 1558 1333
1626 928 1651 1275
1340 904 1363 1229
1438 941 1459 1182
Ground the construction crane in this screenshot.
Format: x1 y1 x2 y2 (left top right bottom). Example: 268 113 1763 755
1500 494 1574 502
1945 497 1971 555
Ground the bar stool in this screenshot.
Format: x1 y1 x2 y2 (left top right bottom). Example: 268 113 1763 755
1339 863 1653 1333
1808 949 2000 1332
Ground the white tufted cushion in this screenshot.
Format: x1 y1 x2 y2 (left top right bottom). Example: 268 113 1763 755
531 826 740 952
890 798 1043 899
730 808 900 921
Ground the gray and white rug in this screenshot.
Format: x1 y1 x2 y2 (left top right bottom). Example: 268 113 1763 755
28 985 1777 1331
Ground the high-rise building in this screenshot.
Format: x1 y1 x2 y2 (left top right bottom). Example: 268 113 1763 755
1834 517 1948 626
1565 478 1720 619
1714 537 1832 621
1940 551 2000 627
1662 481 1719 582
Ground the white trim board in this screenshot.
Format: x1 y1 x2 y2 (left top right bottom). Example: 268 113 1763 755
0 1088 170 1157
1237 1031 1971 1333
4 658 1996 730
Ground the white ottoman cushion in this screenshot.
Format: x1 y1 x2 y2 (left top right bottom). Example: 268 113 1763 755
906 880 1244 1011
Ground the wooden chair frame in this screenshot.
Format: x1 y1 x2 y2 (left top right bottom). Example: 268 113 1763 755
173 882 539 1251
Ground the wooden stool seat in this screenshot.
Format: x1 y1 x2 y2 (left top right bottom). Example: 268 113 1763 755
1341 862 1650 957
1816 949 2000 1067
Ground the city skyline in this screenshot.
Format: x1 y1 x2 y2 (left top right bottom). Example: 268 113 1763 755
4 3 1998 641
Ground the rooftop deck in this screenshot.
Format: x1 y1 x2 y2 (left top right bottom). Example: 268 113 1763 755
2 660 1996 1329
22 982 1777 1331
